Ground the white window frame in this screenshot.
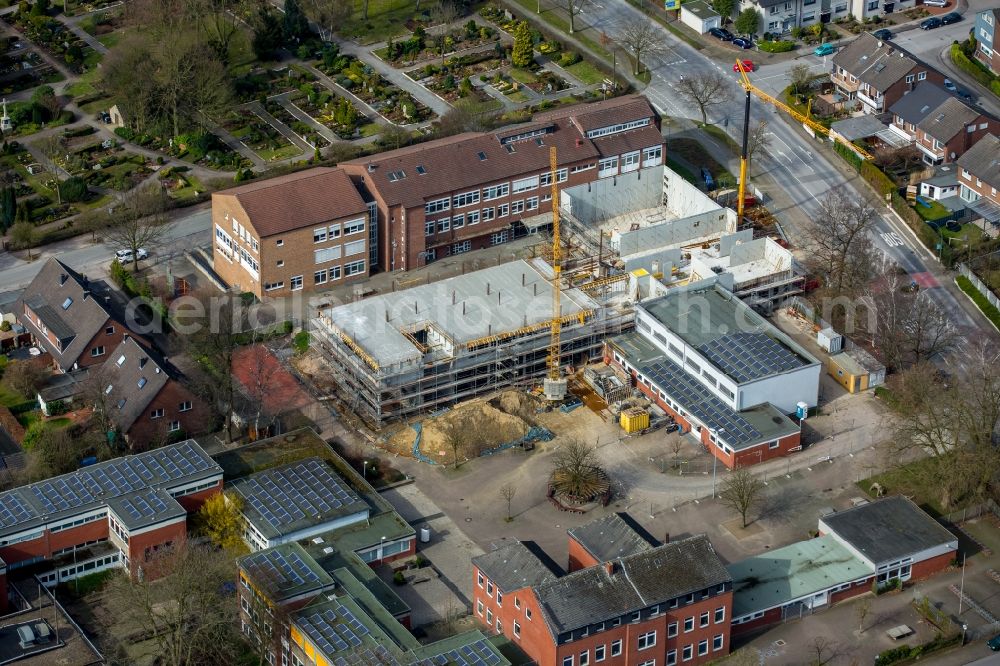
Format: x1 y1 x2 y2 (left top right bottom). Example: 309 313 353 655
512 176 539 193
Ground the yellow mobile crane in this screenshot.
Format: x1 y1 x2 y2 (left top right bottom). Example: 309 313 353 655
734 62 874 222
543 146 568 401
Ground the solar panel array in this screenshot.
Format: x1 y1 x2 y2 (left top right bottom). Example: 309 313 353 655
244 548 322 591
116 489 172 523
642 357 764 447
298 605 371 656
698 331 804 384
413 640 505 666
0 440 216 530
236 459 360 531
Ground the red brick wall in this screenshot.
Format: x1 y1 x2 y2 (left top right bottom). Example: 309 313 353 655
731 607 782 636
879 68 946 110
567 537 599 572
472 569 557 666
0 519 110 566
79 323 128 370
125 380 211 449
830 579 873 604
0 569 7 614
910 550 956 580
126 519 187 568
172 481 223 513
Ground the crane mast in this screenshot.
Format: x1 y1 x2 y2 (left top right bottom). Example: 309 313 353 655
543 146 568 401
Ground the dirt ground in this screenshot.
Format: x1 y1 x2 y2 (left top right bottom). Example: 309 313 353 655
385 390 542 462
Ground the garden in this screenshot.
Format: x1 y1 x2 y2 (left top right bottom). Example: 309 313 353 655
233 65 317 104
0 39 63 94
77 6 126 49
315 47 434 124
221 107 303 162
4 10 98 75
377 20 503 67
262 97 330 149
113 126 252 171
55 133 154 192
294 82 374 139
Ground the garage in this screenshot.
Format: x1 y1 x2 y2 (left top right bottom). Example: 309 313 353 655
681 0 721 33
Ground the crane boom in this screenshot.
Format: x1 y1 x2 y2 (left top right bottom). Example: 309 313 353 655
543 146 568 401
735 61 873 219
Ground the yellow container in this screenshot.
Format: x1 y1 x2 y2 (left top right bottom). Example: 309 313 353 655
620 408 650 433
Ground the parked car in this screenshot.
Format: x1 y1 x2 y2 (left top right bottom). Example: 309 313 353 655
733 59 754 72
940 11 962 24
923 0 947 6
115 248 149 263
988 633 1000 651
943 78 957 92
872 28 893 40
920 17 943 29
732 37 753 49
814 43 836 56
701 167 714 189
708 27 734 40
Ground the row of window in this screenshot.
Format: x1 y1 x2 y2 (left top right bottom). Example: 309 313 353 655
559 635 725 666
150 401 192 420
585 117 650 139
265 261 365 292
425 168 570 217
311 219 364 244
425 198 543 236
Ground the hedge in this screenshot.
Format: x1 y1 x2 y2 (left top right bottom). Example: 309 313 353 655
874 632 961 666
759 40 795 53
950 43 997 89
957 274 1000 330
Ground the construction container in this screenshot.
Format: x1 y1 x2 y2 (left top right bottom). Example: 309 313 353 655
620 407 650 433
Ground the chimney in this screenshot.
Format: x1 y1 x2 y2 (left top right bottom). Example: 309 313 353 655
604 561 615 575
664 532 670 544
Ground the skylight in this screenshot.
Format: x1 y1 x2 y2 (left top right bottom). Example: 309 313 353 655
137 377 147 389
117 398 126 410
61 297 72 310
116 355 126 367
105 384 113 395
477 151 487 161
416 165 426 175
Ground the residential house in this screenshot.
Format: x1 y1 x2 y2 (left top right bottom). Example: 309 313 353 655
890 85 1000 164
731 496 957 634
211 167 372 299
98 336 210 448
888 82 951 142
0 440 222 603
606 281 820 469
16 258 141 373
974 8 1000 76
831 34 945 114
472 516 733 666
341 95 664 272
918 165 961 201
956 133 1000 226
741 0 911 36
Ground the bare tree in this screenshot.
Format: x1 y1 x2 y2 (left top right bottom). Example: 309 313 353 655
238 344 279 438
718 465 763 528
103 540 239 666
788 63 813 96
810 636 834 666
856 598 872 634
499 482 517 521
437 99 500 136
670 437 683 468
615 19 666 75
746 119 770 174
675 72 727 125
303 0 351 41
105 181 171 272
802 186 879 297
562 0 590 34
550 438 609 499
2 360 47 399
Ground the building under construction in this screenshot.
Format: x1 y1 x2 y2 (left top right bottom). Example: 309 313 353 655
312 258 632 428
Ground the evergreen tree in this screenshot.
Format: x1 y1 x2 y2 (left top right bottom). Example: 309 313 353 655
0 186 15 233
251 6 284 60
282 0 310 45
511 21 533 68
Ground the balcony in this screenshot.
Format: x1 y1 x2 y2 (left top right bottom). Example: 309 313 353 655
916 140 944 162
856 88 884 111
831 72 859 93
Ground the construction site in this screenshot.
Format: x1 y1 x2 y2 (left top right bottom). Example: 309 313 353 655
311 159 805 436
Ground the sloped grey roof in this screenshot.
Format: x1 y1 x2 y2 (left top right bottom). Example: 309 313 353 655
471 541 561 593
833 33 922 92
102 336 171 434
917 97 981 142
889 83 950 126
567 513 658 563
957 134 1000 191
534 535 730 636
820 496 957 565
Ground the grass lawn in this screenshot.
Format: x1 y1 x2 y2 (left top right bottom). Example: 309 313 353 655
700 123 740 154
855 456 974 518
64 80 99 99
256 144 303 161
97 32 121 49
914 198 952 222
340 0 417 44
565 59 605 85
511 0 612 60
666 156 697 185
0 383 23 409
359 122 382 137
940 221 986 244
509 68 540 85
508 90 532 103
57 569 114 599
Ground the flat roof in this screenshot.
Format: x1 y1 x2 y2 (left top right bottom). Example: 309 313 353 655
689 238 793 287
239 542 335 602
105 487 186 531
830 347 884 376
0 440 220 539
567 513 657 563
641 283 818 383
321 258 598 369
611 332 800 450
820 496 957 565
727 535 875 617
230 457 369 541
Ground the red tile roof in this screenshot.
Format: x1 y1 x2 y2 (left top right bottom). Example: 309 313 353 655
215 167 368 238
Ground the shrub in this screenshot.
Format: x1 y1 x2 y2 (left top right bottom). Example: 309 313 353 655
559 51 581 66
759 40 795 52
114 126 136 141
58 176 88 203
957 275 1000 330
393 571 406 585
292 331 310 354
950 42 997 88
0 321 9 332
46 399 68 416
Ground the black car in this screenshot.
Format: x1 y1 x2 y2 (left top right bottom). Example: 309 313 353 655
872 28 893 40
708 27 734 40
920 17 942 29
940 11 962 24
732 37 753 49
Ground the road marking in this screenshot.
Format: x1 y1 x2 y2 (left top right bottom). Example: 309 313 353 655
881 231 905 247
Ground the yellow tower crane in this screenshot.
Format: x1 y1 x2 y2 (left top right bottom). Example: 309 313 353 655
543 146 568 401
734 61 874 222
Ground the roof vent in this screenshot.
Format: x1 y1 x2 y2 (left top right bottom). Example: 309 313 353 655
367 162 376 172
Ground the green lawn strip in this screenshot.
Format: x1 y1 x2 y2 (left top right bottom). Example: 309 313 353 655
508 90 532 103
699 123 740 154
256 144 303 161
565 59 604 85
666 156 697 185
97 32 121 49
509 67 539 85
956 274 1000 331
855 456 962 518
360 122 382 137
913 198 951 222
340 0 416 44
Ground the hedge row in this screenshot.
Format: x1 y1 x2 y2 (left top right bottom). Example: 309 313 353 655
874 632 961 666
957 275 1000 330
950 43 996 89
759 40 795 53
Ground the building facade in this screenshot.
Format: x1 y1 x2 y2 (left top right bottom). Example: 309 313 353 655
974 9 1000 75
956 133 1000 220
341 95 664 272
831 34 945 114
211 168 372 299
472 520 733 666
